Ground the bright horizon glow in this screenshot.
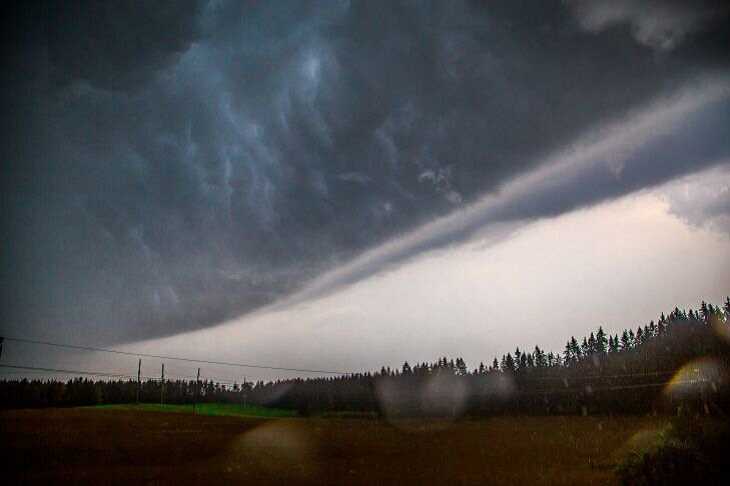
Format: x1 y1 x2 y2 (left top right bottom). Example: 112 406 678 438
96 171 730 383
2 170 727 383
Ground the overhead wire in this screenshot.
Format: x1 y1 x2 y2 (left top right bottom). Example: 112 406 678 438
2 336 350 375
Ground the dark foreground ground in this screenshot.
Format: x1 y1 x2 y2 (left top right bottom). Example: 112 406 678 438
0 408 697 485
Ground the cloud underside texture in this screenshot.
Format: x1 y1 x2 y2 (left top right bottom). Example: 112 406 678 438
1 0 729 342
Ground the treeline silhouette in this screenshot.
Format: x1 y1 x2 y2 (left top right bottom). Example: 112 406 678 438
2 298 729 416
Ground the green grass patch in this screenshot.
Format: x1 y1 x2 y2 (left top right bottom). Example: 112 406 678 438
89 402 297 418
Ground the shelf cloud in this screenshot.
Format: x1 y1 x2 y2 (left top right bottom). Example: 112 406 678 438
2 0 729 343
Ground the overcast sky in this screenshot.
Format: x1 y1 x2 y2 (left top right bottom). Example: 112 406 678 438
1 1 729 378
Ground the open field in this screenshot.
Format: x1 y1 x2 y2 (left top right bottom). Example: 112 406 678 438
90 402 298 418
0 407 690 485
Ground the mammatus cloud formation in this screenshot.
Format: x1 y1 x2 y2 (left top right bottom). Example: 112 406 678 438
2 1 729 343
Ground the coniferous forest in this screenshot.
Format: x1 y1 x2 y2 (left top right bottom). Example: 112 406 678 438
3 298 729 417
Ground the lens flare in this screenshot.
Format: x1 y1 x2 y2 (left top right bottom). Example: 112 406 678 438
227 420 320 480
420 373 470 418
375 373 475 429
710 317 730 343
664 357 727 399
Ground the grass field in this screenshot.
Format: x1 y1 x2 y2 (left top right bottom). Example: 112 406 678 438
90 402 298 418
0 407 702 485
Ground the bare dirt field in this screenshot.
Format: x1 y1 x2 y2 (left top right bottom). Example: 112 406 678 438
2 408 671 485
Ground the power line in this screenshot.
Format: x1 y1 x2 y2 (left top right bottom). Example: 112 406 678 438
2 336 350 375
0 363 237 385
0 336 713 384
1 363 708 396
0 364 138 380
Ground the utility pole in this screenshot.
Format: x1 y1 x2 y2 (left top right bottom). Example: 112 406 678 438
243 376 247 409
194 367 201 415
160 363 165 406
136 359 141 404
0 337 4 360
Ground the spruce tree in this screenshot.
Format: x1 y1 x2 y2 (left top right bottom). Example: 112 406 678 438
609 335 620 353
571 336 581 360
596 327 607 353
534 346 547 368
581 336 590 357
504 353 516 373
620 330 631 350
700 300 710 322
564 340 575 365
455 357 468 376
402 362 412 375
587 332 597 354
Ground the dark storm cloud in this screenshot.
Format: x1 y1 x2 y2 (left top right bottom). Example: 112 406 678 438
1 0 206 91
568 0 730 51
2 0 729 343
282 85 730 306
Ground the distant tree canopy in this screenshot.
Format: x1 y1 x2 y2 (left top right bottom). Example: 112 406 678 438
2 297 729 416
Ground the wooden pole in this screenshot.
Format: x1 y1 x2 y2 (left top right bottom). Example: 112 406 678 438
160 363 165 406
136 359 141 404
243 376 247 409
194 367 201 415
